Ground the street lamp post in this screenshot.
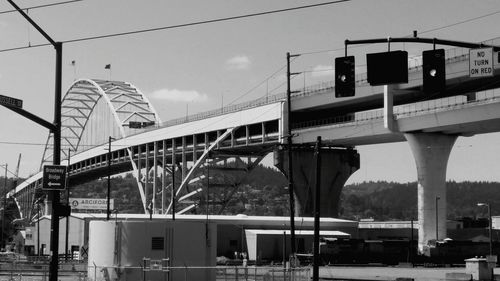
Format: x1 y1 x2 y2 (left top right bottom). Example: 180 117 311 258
478 202 493 256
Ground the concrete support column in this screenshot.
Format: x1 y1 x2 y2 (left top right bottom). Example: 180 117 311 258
405 132 457 256
274 148 359 217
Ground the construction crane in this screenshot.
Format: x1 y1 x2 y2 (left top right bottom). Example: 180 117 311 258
12 154 21 188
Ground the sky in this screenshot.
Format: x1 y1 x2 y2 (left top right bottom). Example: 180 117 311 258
1 0 500 183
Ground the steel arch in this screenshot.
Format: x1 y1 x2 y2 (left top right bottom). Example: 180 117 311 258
40 79 161 167
34 79 161 216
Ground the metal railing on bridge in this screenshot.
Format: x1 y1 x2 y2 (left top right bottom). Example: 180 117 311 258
292 88 500 130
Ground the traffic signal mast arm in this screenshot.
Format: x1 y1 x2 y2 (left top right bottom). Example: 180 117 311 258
344 37 500 52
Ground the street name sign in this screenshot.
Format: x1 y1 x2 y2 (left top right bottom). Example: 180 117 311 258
42 165 67 190
0 94 23 109
469 48 494 78
70 198 114 210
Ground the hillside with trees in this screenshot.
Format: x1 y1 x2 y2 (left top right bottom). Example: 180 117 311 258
340 181 500 220
2 167 500 221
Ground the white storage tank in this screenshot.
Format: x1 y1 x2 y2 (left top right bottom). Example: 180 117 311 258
88 220 216 281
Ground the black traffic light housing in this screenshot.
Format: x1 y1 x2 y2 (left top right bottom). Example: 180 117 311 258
335 56 355 97
367 50 408 86
423 49 445 94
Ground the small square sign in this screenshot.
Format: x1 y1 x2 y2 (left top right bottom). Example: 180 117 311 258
42 165 67 190
469 48 494 78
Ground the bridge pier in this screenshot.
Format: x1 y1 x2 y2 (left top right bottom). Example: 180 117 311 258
274 147 359 217
405 132 457 256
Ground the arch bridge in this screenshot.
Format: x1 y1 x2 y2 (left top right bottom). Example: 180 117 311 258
7 42 500 254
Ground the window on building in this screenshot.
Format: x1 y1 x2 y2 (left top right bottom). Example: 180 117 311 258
151 237 164 250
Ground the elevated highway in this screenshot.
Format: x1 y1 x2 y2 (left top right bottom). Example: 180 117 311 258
6 44 500 255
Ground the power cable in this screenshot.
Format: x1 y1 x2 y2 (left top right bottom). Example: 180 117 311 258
0 0 350 53
294 9 500 56
418 10 500 35
0 0 84 15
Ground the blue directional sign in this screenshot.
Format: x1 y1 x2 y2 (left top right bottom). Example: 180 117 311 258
42 165 67 190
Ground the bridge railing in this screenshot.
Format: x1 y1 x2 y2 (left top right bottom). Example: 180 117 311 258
293 88 500 130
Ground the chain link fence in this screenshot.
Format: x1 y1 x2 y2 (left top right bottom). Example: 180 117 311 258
86 264 310 281
0 261 86 281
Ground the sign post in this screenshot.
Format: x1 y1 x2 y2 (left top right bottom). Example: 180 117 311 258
42 165 67 190
469 48 494 78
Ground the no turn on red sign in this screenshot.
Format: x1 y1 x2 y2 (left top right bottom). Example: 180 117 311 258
469 47 494 78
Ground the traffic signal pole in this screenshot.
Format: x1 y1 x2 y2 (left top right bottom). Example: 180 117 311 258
6 2 63 281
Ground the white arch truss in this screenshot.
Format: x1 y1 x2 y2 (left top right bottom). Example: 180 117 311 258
40 79 161 168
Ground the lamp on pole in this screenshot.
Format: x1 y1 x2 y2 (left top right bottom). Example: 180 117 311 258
478 202 493 256
435 196 440 241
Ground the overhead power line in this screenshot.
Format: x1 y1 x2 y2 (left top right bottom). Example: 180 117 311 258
295 8 500 56
0 0 84 15
419 10 500 35
64 0 351 44
0 0 350 53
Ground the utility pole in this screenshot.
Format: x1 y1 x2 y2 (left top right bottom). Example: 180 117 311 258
172 164 175 221
107 136 115 220
312 136 322 281
65 149 71 261
37 202 40 256
286 52 300 259
6 2 63 280
2 164 6 251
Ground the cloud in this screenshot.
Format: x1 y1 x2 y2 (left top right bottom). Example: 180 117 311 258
149 88 208 103
311 65 334 78
226 55 251 70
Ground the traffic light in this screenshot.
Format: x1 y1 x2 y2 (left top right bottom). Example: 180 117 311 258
335 56 355 97
423 49 445 94
367 50 408 86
